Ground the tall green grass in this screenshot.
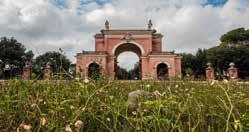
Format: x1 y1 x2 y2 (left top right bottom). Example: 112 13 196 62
0 79 248 131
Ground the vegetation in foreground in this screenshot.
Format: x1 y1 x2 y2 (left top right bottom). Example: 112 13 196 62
0 79 249 131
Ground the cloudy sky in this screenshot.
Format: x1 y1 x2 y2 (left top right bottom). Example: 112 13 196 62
0 0 249 69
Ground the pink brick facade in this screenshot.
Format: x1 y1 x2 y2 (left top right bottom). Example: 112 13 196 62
76 22 182 80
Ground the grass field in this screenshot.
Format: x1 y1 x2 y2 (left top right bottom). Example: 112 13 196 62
0 79 249 131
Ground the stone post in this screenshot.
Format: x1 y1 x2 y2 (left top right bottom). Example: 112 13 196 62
141 56 148 80
228 62 238 80
44 63 52 80
206 62 215 81
22 61 31 80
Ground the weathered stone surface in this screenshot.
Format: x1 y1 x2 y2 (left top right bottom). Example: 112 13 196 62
228 62 238 79
44 63 52 80
206 63 215 81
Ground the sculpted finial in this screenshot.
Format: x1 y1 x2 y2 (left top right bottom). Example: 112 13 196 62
148 19 153 30
105 20 109 30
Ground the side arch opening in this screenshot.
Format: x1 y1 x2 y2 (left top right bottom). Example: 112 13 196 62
88 62 100 80
157 63 169 80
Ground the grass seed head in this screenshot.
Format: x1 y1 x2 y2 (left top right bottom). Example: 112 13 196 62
153 90 162 97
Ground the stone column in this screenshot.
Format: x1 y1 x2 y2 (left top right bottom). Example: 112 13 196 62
44 63 52 80
109 55 116 80
22 62 31 80
141 56 149 80
228 62 238 80
206 62 215 81
84 66 89 80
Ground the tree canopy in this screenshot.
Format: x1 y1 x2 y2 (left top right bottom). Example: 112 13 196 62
33 51 71 74
182 27 249 79
0 37 34 65
220 28 249 43
0 37 34 78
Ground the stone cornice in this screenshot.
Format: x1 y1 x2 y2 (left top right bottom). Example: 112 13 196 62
78 51 108 57
100 29 157 35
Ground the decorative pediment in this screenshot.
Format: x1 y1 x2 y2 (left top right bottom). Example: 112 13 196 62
121 32 134 43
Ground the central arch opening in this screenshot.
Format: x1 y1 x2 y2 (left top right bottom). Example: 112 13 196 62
114 43 142 80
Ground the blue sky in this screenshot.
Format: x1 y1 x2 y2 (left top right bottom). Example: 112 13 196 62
0 0 249 69
205 0 227 6
51 0 228 9
51 0 110 8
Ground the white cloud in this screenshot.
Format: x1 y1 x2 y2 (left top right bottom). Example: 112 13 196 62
0 0 249 68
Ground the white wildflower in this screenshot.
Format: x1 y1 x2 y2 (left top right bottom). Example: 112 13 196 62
74 120 83 128
70 105 75 110
223 79 228 83
31 103 36 108
210 80 216 86
145 84 151 88
23 124 32 132
132 111 137 115
65 125 72 132
40 117 46 126
84 78 90 83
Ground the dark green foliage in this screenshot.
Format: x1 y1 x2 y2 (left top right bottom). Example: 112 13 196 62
0 37 34 65
207 45 249 78
116 63 140 80
220 28 249 43
181 49 208 79
0 37 34 78
182 28 249 79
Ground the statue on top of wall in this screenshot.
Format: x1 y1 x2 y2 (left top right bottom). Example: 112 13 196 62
148 19 153 30
105 20 109 30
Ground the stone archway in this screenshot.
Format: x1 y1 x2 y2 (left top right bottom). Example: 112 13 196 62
157 63 169 80
113 43 143 80
88 62 100 80
76 22 182 80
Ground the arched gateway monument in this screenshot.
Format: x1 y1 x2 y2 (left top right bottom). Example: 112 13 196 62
76 20 182 80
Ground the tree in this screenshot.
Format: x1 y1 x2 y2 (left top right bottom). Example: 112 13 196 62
115 66 129 80
128 63 140 80
33 51 71 76
220 28 249 43
206 45 249 78
0 37 34 78
195 49 208 76
180 53 196 76
181 27 249 79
